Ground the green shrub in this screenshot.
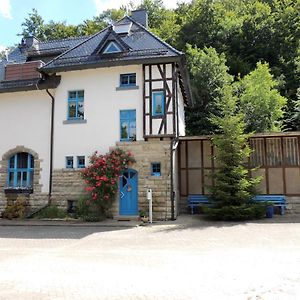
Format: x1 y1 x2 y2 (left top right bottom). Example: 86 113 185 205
81 148 135 217
76 196 105 222
203 204 266 221
35 205 66 219
2 199 29 219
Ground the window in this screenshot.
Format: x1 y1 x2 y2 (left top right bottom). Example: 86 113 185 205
120 110 136 141
7 152 34 188
66 156 73 169
151 163 161 176
77 156 85 168
120 73 136 87
68 90 84 120
152 91 165 117
103 41 122 54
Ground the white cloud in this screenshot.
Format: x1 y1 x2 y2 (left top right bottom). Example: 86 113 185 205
93 0 191 15
0 0 12 19
0 45 6 52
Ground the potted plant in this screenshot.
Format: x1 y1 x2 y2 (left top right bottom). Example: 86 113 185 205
139 209 149 223
265 202 274 218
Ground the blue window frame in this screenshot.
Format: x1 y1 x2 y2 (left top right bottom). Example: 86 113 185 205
66 156 73 169
152 91 165 117
151 163 161 176
77 156 85 168
120 73 136 87
68 90 84 120
7 153 34 188
120 110 136 141
103 41 121 54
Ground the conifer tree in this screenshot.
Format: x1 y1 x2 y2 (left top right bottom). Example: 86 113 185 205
210 87 259 207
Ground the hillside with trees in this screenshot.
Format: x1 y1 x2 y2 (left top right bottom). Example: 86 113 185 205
2 0 299 133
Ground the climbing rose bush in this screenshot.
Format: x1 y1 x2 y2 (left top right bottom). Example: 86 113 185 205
81 148 135 216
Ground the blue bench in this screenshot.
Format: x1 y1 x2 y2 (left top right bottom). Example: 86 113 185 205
188 195 210 214
253 195 286 215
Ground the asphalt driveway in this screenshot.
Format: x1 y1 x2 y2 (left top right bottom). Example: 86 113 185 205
0 215 299 300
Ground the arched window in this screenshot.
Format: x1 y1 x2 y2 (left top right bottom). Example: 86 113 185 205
7 153 34 188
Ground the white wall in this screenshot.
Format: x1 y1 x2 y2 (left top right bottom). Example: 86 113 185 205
0 90 52 193
54 65 143 168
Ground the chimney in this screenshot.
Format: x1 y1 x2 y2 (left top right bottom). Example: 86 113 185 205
25 36 39 50
131 9 148 28
19 36 39 50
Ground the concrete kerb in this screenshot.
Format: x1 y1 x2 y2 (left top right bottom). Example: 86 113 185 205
0 214 299 228
0 219 140 228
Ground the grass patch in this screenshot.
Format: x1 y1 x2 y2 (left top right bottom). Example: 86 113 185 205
34 205 66 219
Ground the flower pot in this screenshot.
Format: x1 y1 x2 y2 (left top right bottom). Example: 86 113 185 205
266 205 274 218
141 216 149 223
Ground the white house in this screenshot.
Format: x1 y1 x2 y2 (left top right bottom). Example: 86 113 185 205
0 10 191 220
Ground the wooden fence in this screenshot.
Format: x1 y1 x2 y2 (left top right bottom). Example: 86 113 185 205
179 133 300 197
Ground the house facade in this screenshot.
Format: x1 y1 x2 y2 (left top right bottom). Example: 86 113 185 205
0 10 191 220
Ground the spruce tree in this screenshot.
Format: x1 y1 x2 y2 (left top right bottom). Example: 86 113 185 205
210 87 259 207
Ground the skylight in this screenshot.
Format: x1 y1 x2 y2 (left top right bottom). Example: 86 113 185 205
103 41 122 54
113 22 132 35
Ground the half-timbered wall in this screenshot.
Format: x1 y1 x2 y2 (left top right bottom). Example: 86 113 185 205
179 133 300 197
143 63 178 138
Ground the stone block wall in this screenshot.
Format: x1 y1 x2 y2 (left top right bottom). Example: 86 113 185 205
0 141 175 220
51 169 85 207
286 197 300 214
116 139 173 220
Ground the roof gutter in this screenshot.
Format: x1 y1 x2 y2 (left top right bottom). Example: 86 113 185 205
40 56 181 74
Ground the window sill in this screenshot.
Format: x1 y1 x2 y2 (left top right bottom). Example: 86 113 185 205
116 85 139 91
63 119 87 124
4 188 33 194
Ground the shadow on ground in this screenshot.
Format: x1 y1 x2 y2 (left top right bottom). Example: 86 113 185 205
0 225 131 240
152 213 300 233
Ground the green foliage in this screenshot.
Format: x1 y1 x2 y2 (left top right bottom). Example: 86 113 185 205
203 203 266 221
76 196 105 222
238 62 287 133
210 87 260 207
20 8 126 41
20 9 46 39
81 148 135 217
185 45 233 135
176 0 299 130
139 0 165 29
35 205 66 219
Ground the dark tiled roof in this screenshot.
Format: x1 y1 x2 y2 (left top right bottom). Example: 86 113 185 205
27 36 90 57
0 36 89 81
41 16 182 72
0 76 61 93
0 16 191 103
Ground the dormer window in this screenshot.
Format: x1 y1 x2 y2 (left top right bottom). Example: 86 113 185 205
103 41 122 54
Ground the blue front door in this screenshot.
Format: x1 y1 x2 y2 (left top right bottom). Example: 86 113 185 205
119 169 138 215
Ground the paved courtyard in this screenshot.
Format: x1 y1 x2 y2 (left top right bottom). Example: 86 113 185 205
0 215 299 300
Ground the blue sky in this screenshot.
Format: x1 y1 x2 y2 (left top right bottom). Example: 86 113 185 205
0 0 187 50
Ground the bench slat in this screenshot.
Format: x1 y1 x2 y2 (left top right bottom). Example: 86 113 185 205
187 195 210 214
253 195 286 215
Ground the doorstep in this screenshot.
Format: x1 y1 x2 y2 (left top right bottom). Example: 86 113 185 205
114 215 139 221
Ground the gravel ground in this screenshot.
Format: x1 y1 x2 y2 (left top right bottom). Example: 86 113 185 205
0 215 299 300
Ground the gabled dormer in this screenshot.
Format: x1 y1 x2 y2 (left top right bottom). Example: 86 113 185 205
103 41 122 54
93 28 131 56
